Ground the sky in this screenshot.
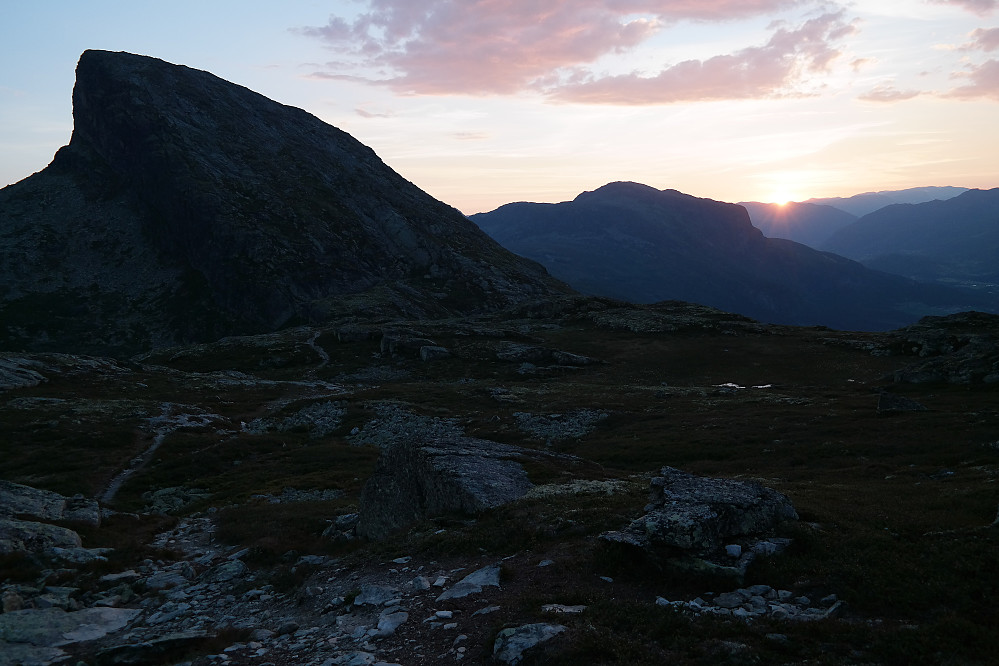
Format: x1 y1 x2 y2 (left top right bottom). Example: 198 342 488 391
2 1 998 214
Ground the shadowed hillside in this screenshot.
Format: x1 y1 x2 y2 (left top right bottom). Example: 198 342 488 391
0 50 567 356
821 188 999 290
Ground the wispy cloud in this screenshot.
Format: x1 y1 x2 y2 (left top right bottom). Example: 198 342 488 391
858 83 922 102
355 107 395 118
452 131 490 141
548 12 857 104
299 0 812 99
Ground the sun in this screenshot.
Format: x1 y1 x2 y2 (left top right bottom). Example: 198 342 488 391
768 191 798 206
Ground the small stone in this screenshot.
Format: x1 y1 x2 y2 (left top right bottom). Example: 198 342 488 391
725 544 742 558
473 605 501 616
537 560 554 567
276 621 299 636
409 576 431 591
820 594 838 607
435 610 453 619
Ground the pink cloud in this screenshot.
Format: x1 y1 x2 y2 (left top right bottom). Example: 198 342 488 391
947 58 999 99
300 0 805 96
549 12 857 104
966 27 999 51
932 0 998 15
858 84 922 102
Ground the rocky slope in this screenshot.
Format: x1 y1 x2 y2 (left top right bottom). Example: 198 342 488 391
472 182 990 331
1 301 998 664
0 50 566 357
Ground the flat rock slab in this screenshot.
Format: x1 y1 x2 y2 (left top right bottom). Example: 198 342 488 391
0 607 139 647
493 623 566 665
436 564 501 601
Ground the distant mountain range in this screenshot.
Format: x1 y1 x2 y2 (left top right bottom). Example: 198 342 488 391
472 182 994 331
0 51 566 355
820 188 999 286
739 202 857 249
804 186 969 217
741 186 968 247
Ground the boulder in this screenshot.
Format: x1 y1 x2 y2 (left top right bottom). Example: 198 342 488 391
356 436 535 540
0 480 101 527
0 518 82 556
601 467 797 557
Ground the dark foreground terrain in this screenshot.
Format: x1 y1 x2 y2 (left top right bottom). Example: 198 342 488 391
2 298 998 665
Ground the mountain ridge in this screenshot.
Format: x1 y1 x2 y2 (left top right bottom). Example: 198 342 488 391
0 50 567 355
472 182 992 330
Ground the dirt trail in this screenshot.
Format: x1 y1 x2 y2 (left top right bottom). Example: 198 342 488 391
100 403 223 504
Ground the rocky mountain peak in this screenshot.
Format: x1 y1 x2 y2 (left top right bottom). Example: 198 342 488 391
0 50 565 355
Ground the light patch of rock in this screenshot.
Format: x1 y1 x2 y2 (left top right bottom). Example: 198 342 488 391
493 623 566 665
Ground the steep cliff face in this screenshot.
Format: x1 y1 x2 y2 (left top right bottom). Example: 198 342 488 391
0 50 565 355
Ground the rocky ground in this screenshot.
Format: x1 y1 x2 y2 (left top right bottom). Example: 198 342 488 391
2 298 998 665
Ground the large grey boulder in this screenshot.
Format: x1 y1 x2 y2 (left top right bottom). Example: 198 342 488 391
356 436 535 540
602 467 797 556
0 519 83 556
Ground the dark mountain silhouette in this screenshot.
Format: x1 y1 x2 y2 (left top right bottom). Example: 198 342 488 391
821 188 999 287
805 186 968 218
0 50 566 355
471 182 992 331
739 201 857 247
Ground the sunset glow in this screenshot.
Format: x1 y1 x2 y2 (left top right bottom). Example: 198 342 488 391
1 1 998 213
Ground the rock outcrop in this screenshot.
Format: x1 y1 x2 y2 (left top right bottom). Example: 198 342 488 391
889 311 999 384
602 467 797 575
0 481 105 562
356 436 537 540
0 50 567 356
